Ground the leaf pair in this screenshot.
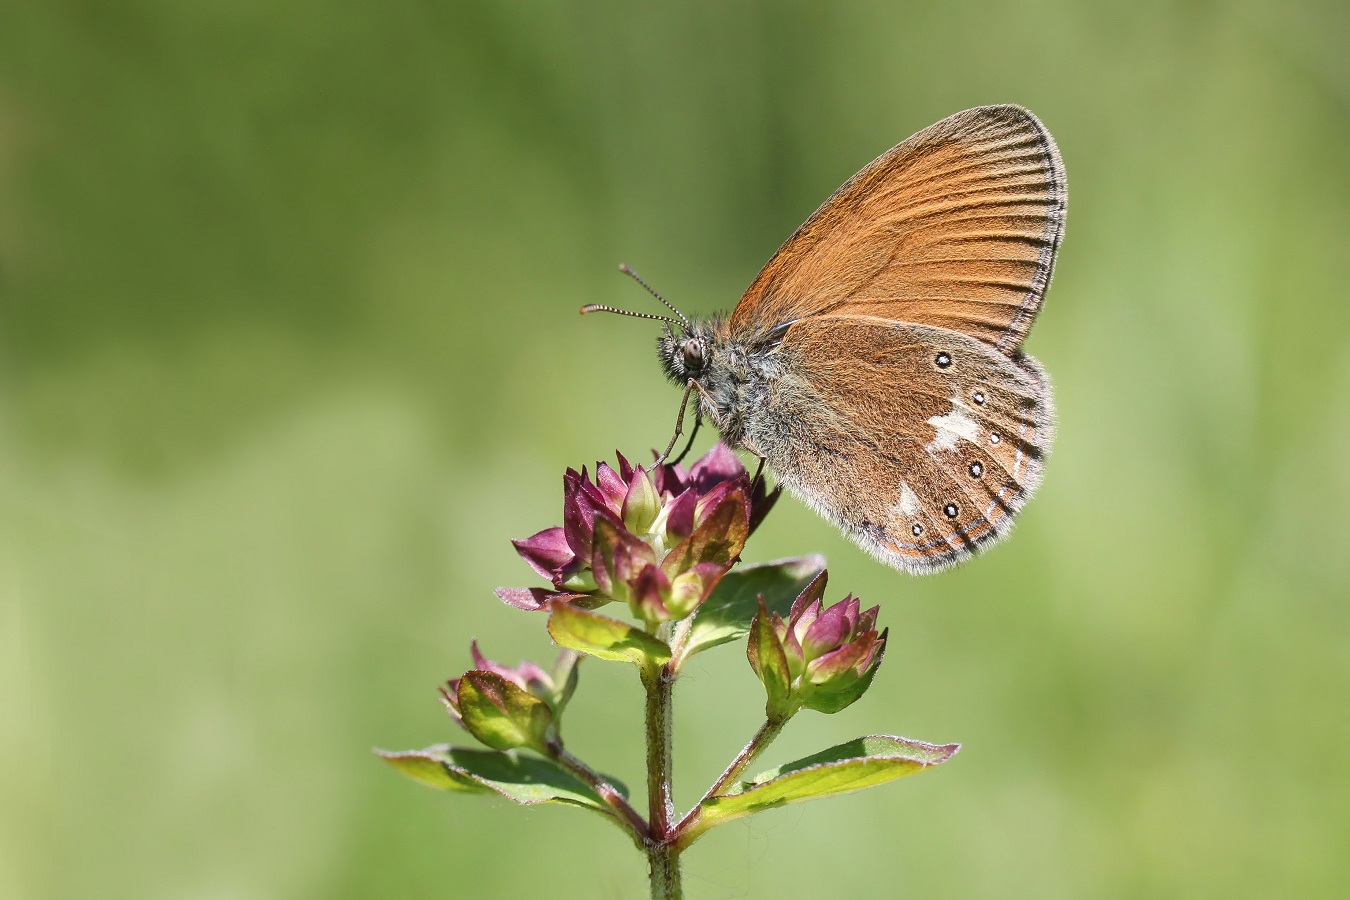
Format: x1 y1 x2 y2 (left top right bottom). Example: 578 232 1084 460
380 735 959 847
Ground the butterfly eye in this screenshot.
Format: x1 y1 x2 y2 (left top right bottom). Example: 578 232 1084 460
682 339 704 372
934 352 952 369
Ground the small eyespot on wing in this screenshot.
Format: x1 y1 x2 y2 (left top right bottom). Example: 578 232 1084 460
758 316 1053 573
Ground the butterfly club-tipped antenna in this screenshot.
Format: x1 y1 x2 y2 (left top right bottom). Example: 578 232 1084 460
618 264 691 330
580 264 702 473
579 264 691 332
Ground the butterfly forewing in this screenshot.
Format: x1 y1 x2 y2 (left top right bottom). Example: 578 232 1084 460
750 316 1053 573
730 105 1065 354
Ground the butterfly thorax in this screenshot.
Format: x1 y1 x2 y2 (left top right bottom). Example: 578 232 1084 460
658 314 787 451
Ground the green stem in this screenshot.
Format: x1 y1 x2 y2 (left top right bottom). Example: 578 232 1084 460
648 842 681 899
642 662 682 899
674 715 789 846
546 740 648 846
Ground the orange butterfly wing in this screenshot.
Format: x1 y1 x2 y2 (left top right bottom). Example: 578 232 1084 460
728 105 1065 353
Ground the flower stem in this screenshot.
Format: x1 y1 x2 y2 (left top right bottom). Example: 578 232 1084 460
648 841 681 900
705 716 787 801
547 740 648 847
642 661 682 899
674 715 789 845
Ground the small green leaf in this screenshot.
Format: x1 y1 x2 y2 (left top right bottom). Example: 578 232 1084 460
548 602 672 665
684 555 825 658
377 745 629 815
457 671 553 751
378 746 491 792
683 735 958 846
747 598 793 719
550 650 581 719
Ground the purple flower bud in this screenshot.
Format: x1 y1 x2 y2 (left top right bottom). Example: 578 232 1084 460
471 640 552 696
594 461 629 509
666 561 730 620
621 467 662 535
746 571 887 718
691 478 737 525
439 643 581 741
801 596 851 661
746 476 780 536
687 442 744 492
591 516 657 604
628 563 674 624
662 486 748 577
500 445 776 622
663 489 697 542
510 527 575 584
613 449 637 482
493 587 589 611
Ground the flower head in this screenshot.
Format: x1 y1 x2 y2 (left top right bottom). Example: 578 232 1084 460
497 446 779 625
440 643 580 750
747 571 887 719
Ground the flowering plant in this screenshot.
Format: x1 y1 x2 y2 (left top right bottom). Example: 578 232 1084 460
380 446 958 898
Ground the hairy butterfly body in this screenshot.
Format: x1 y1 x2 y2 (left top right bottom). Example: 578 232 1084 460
637 105 1063 573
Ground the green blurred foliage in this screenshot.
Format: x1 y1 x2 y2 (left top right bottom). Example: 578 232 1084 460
2 1 1348 897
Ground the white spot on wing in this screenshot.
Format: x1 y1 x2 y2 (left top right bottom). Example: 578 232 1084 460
897 483 919 516
926 402 981 453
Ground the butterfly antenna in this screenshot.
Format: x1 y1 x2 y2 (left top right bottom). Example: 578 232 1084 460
578 304 681 326
618 264 691 329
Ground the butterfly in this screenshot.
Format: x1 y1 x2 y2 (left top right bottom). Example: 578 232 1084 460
584 105 1065 574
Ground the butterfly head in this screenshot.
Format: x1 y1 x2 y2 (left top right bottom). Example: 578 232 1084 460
582 264 722 387
657 325 710 386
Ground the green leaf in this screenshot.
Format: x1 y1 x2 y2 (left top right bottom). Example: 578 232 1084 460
378 746 492 792
548 602 671 665
457 671 553 751
747 598 793 718
377 745 629 816
683 735 958 846
550 650 581 720
683 555 825 658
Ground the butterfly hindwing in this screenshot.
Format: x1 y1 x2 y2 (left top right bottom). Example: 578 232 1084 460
744 315 1054 573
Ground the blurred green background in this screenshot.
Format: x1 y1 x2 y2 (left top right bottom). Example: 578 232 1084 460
3 1 1348 897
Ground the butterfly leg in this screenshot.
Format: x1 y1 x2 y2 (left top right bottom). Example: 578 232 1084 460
652 379 697 469
749 452 767 495
669 411 702 466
